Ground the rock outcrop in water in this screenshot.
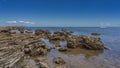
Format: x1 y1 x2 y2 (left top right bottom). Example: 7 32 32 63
35 29 51 38
0 26 107 68
91 32 101 36
50 29 72 41
67 35 104 50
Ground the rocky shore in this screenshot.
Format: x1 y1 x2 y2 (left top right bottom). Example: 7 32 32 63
0 26 108 68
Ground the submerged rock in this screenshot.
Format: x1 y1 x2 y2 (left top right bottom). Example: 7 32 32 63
104 46 111 50
25 31 33 34
37 62 49 68
91 32 101 35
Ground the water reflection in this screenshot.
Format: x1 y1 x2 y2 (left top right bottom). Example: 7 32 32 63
61 48 103 59
47 49 104 68
41 38 54 47
27 27 120 68
41 38 103 59
42 38 67 48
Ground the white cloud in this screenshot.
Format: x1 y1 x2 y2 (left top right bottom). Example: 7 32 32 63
19 21 35 24
7 21 17 24
19 21 24 23
6 20 35 25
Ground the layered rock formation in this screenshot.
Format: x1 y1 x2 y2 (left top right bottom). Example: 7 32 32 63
0 26 108 68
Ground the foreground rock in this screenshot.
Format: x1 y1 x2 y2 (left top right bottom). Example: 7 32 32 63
24 40 51 56
0 34 25 67
0 27 51 68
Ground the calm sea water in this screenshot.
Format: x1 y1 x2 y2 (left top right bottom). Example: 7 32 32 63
28 27 120 68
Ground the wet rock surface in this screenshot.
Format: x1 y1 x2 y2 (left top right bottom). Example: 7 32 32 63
50 28 72 41
24 40 51 56
0 26 107 68
53 57 66 64
35 29 51 38
67 35 104 50
0 27 51 68
58 47 68 52
37 62 49 68
91 32 101 35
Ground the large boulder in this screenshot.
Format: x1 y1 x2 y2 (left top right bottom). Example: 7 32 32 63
67 35 104 50
80 36 104 50
24 40 51 56
50 30 72 41
35 29 51 38
30 48 48 56
67 36 83 48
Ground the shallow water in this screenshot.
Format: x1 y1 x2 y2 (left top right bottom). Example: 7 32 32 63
28 27 120 68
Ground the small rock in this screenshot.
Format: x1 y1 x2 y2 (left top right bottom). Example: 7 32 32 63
58 47 67 52
54 57 65 64
91 32 101 35
24 48 31 54
104 46 111 50
45 46 51 51
37 62 49 68
54 44 61 48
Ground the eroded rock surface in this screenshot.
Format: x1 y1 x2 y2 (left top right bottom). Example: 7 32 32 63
67 35 104 50
0 27 51 68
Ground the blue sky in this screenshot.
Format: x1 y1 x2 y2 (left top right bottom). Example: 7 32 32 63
0 0 120 27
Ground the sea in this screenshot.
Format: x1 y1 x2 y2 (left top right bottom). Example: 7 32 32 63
26 27 120 68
